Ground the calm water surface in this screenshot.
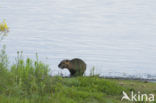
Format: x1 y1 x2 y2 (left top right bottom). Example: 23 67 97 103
0 0 156 79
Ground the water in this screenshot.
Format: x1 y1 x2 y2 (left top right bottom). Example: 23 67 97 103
0 0 156 79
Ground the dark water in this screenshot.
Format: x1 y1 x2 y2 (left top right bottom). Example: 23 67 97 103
0 0 156 79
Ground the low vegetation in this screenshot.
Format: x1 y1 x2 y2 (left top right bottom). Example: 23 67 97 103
0 47 155 103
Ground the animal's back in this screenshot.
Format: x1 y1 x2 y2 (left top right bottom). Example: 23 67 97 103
70 58 86 75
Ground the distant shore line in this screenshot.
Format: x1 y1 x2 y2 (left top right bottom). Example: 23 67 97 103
61 76 156 82
102 76 156 82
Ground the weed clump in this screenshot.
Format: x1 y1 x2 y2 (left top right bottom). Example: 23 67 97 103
0 51 51 97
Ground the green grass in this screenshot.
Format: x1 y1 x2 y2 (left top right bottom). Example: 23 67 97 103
0 47 156 103
0 76 155 103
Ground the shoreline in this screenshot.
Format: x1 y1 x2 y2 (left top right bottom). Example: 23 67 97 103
61 76 156 82
102 76 156 82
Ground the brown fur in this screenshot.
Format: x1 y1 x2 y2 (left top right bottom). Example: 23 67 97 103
58 58 86 76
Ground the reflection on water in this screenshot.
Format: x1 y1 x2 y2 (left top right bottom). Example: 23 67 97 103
0 0 156 79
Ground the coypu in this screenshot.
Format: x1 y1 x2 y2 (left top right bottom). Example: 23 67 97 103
58 58 86 77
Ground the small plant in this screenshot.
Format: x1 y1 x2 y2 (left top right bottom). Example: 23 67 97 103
90 66 95 76
0 45 8 72
0 20 8 32
0 20 9 41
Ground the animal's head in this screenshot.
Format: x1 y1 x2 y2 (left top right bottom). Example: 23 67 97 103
58 59 70 69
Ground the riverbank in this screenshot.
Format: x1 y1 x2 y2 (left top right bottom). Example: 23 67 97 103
1 32 156 103
102 76 156 83
0 50 155 103
0 76 156 103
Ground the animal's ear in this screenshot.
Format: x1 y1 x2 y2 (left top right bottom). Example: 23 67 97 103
65 60 70 64
65 60 70 62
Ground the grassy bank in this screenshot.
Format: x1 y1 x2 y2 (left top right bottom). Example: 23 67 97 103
0 76 156 103
0 48 156 103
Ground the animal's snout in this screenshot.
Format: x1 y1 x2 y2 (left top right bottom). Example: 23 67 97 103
58 63 61 68
58 63 64 69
